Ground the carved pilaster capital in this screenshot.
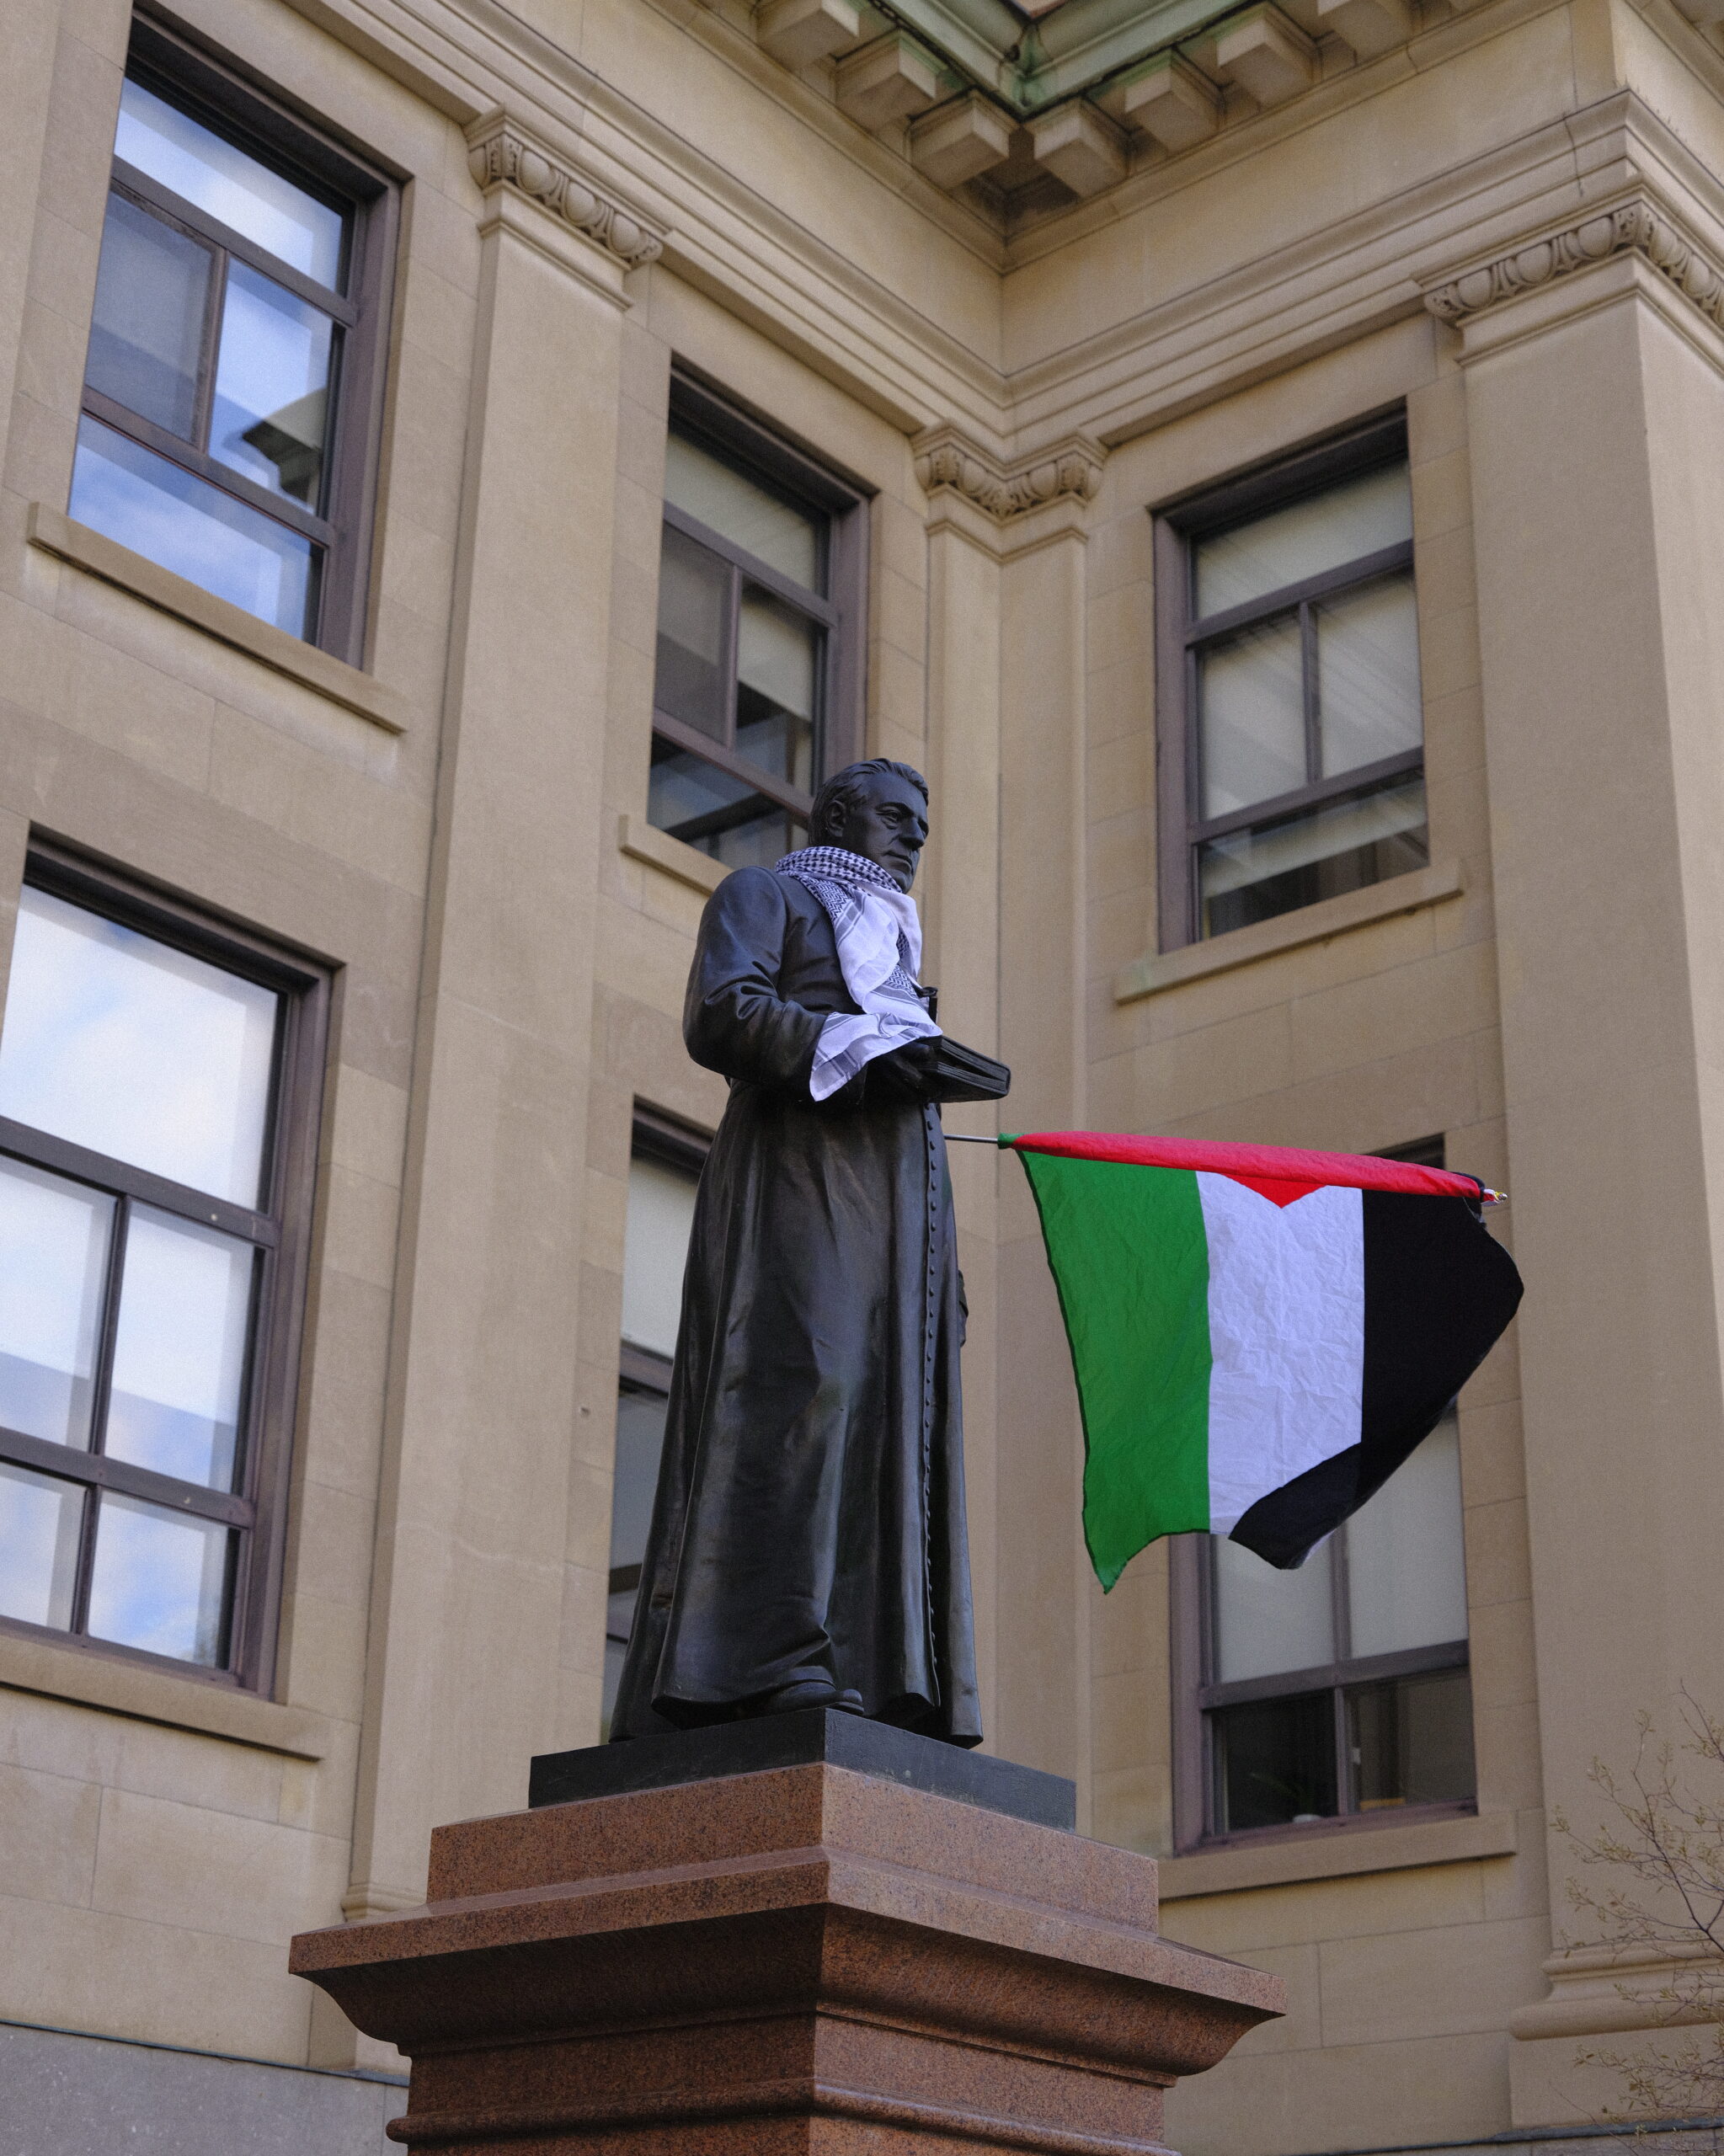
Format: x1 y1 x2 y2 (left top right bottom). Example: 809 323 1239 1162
1424 196 1724 335
465 112 665 270
913 424 1106 522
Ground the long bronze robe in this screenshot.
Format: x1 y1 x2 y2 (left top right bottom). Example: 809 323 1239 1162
610 865 981 1746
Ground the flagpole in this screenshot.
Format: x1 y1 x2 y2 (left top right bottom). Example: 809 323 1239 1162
942 1127 1508 1201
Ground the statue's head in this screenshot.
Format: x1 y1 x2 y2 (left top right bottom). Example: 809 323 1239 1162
809 760 929 893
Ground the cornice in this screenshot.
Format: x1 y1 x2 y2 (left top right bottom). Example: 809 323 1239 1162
913 423 1107 518
270 0 1724 460
466 111 665 267
1423 194 1724 335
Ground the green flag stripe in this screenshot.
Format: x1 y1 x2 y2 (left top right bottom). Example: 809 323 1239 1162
1017 1150 1214 1589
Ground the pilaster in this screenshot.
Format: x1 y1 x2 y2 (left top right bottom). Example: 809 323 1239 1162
337 115 658 2005
1428 189 1724 2124
911 423 1104 1770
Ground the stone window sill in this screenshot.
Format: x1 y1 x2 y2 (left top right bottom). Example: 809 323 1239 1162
26 503 409 736
619 812 727 895
0 1624 330 1759
1158 1806 1516 1901
1115 858 1465 1005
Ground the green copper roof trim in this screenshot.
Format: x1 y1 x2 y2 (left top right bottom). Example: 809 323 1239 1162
868 0 1248 113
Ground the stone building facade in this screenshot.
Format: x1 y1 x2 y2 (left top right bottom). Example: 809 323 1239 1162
2 0 1723 2145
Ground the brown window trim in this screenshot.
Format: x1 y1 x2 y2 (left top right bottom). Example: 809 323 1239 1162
1167 1131 1476 1850
632 1102 713 1180
609 1108 710 1619
84 13 399 670
653 369 869 835
0 841 330 1696
1154 411 1417 953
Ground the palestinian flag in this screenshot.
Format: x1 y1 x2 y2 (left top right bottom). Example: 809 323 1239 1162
1006 1131 1523 1587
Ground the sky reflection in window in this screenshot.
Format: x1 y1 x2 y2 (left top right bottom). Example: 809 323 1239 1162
0 888 279 1206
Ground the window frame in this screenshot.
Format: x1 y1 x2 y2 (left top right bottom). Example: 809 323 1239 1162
78 13 398 666
0 843 330 1694
1154 414 1420 952
651 371 868 846
1167 1133 1476 1851
608 1107 710 1625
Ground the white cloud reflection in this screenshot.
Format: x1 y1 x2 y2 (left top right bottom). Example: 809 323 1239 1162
0 889 279 1205
87 1494 229 1665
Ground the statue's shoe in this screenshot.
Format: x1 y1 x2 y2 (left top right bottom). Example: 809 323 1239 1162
752 1676 865 1716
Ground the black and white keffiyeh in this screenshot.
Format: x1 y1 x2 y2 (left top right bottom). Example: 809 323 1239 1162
776 846 942 1101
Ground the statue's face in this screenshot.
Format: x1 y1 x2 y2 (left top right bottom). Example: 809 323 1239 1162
826 772 929 893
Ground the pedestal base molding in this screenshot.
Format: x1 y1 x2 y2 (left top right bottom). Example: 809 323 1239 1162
291 1735 1280 2155
386 2079 1178 2152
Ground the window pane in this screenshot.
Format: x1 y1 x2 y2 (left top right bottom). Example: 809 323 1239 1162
105 1210 255 1491
1194 463 1412 617
1349 1668 1476 1809
86 190 211 438
1213 1532 1336 1681
211 262 334 507
1213 1691 1337 1832
87 1492 232 1665
69 415 318 638
736 589 817 791
665 432 821 591
115 77 345 289
0 1462 83 1630
605 1384 671 1735
0 885 280 1206
1198 614 1305 819
1198 775 1428 939
1346 1418 1467 1657
654 523 729 741
0 1158 113 1450
648 739 804 869
622 1157 699 1358
611 1385 670 1574
1316 574 1422 780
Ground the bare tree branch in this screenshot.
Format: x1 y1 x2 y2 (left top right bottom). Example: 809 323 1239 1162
1557 1694 1724 2121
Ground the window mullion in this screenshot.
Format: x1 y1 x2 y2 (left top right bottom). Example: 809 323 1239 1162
1183 540 1415 645
88 1192 130 1464
723 562 741 750
70 1191 128 1634
1332 1525 1352 1810
194 246 228 456
1300 599 1321 786
1334 1682 1352 1817
80 389 334 545
109 157 360 325
1188 747 1426 844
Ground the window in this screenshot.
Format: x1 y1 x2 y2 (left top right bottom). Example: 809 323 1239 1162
649 377 865 870
69 19 394 659
1171 1138 1476 1844
603 1111 707 1730
0 857 326 1686
1156 420 1428 945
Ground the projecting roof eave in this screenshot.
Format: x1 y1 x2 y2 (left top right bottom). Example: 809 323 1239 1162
881 0 1241 112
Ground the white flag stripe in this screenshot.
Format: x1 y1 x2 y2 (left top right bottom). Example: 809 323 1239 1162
1198 1175 1365 1534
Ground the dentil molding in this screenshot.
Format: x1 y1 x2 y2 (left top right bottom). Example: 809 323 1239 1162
466 112 665 270
1425 196 1724 336
913 424 1106 521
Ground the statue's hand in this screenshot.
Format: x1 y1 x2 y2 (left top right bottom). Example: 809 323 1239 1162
867 1038 944 1103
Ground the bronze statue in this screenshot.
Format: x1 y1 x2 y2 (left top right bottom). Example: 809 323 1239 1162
611 760 1009 1745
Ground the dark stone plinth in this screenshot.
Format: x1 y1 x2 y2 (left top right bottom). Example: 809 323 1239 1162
291 1758 1284 2154
528 1707 1076 1828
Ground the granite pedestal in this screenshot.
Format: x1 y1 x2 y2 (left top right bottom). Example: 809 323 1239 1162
291 1714 1283 2153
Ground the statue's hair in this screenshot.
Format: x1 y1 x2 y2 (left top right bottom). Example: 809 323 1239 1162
809 758 929 843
